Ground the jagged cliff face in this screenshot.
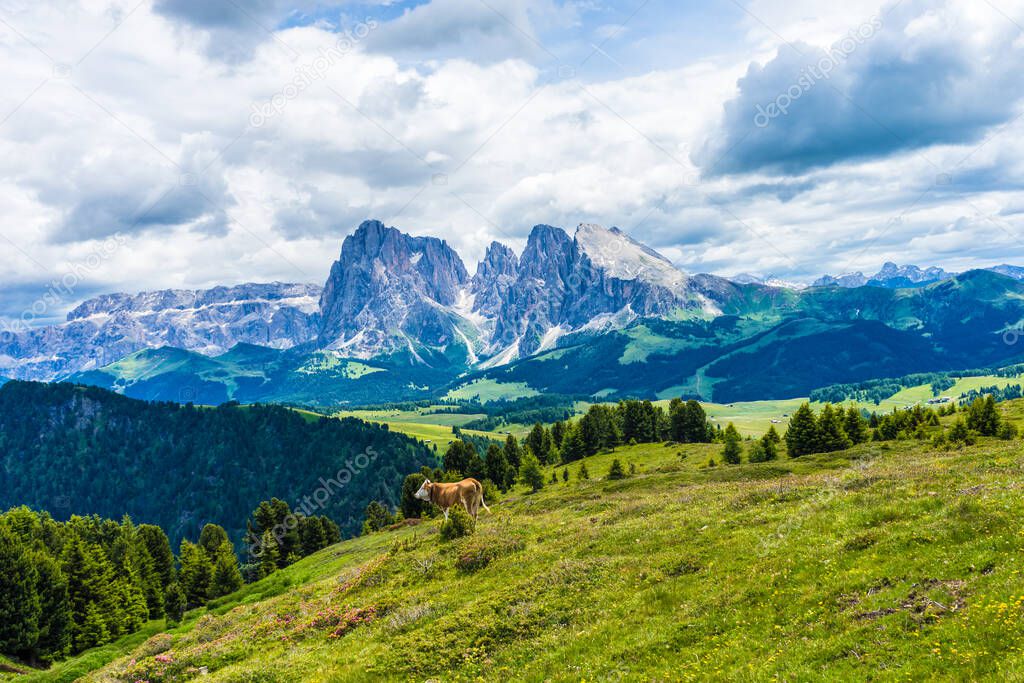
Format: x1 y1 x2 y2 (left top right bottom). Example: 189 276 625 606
0 283 321 381
468 241 519 319
317 220 471 359
483 223 719 358
0 220 761 380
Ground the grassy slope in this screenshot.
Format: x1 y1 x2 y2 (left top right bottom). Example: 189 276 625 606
34 402 1024 682
335 406 529 442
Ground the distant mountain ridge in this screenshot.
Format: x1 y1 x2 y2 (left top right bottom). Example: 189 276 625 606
812 262 1024 289
0 282 321 381
6 220 1024 405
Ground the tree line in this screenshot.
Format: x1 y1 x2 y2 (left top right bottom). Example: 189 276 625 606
1 494 344 667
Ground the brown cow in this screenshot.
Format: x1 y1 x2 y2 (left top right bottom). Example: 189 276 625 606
414 477 491 520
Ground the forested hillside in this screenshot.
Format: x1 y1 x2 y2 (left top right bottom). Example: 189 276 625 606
0 382 436 544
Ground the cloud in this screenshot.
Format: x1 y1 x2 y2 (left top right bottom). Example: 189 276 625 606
697 0 1024 176
365 0 557 63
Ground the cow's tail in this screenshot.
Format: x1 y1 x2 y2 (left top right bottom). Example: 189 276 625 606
475 479 491 514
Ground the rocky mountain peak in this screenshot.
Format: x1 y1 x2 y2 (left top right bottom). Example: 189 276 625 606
470 242 519 318
317 220 470 357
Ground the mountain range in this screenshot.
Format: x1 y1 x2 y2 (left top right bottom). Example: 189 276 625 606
4 219 1024 405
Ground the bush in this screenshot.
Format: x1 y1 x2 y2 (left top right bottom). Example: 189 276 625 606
439 505 475 541
608 459 626 480
454 535 526 573
480 478 500 505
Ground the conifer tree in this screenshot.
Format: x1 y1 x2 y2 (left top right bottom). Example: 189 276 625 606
0 526 41 654
607 459 626 480
257 530 280 579
401 473 431 518
559 423 588 463
817 404 853 452
578 462 590 480
178 540 213 608
526 423 551 464
30 550 72 661
485 444 513 492
503 434 522 471
198 524 230 556
466 448 488 481
164 582 186 624
211 542 244 598
785 403 820 457
722 423 743 464
843 406 868 444
137 524 175 590
518 452 545 492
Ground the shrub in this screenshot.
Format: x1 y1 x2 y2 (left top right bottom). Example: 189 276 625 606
439 506 475 541
480 478 500 505
454 536 526 573
519 452 545 492
577 463 590 480
608 459 626 480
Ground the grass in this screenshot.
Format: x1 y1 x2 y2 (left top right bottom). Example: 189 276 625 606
445 378 540 403
37 401 1024 682
334 406 525 443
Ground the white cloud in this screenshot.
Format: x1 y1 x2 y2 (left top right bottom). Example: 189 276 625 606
0 0 1022 319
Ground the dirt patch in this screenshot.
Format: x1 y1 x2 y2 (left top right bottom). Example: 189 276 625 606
851 578 966 622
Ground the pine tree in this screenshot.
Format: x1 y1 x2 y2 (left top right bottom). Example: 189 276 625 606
764 424 782 444
722 423 742 464
62 537 117 652
443 440 474 475
178 540 213 608
198 524 230 556
559 423 588 463
164 582 186 624
526 423 551 464
137 524 175 590
966 396 1001 436
257 530 280 579
518 452 545 492
562 468 569 482
0 526 41 654
361 501 394 535
578 462 590 480
843 405 868 444
607 459 626 480
551 421 566 449
30 550 72 661
211 542 244 598
466 448 487 481
817 404 852 452
503 434 522 471
786 403 820 457
485 444 512 492
77 603 110 651
401 473 431 518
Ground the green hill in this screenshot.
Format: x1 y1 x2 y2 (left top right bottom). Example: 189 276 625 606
0 381 435 544
28 401 1024 681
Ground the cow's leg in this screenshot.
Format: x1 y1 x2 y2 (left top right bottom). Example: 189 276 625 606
460 495 476 519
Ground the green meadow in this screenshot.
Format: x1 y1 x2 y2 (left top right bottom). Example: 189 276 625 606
26 401 1024 682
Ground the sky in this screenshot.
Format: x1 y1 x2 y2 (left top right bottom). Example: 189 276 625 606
2 0 1024 323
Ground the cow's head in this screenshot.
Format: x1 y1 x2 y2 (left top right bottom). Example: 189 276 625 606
414 478 432 501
